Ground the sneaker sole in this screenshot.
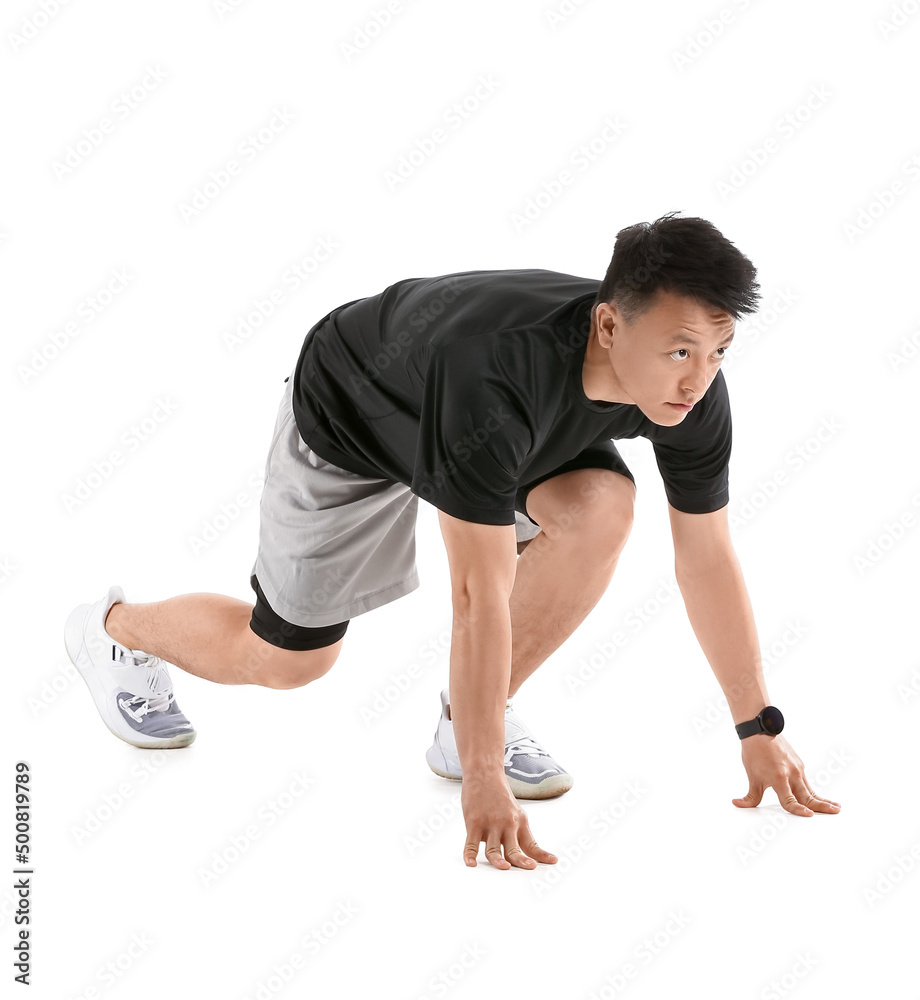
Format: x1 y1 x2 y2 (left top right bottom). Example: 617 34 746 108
426 757 573 800
64 602 196 750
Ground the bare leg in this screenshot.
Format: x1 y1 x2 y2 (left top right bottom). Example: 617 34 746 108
104 595 341 688
507 470 634 698
507 537 620 698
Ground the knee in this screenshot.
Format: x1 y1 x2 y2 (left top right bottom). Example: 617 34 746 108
530 469 635 560
575 502 634 564
243 632 343 689
590 477 635 553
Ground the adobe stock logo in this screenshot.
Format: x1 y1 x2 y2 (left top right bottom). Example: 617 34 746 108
878 0 920 38
384 75 500 191
843 150 920 243
412 404 513 501
50 67 168 179
19 269 134 384
9 0 73 53
671 0 756 72
178 107 297 222
510 116 627 233
339 0 416 61
61 397 179 513
717 84 832 200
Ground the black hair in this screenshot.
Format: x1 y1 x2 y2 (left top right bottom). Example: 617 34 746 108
593 211 761 325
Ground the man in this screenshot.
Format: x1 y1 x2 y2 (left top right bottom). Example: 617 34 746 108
64 211 841 873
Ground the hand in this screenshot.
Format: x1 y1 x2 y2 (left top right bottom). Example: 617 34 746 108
461 777 558 869
732 734 841 816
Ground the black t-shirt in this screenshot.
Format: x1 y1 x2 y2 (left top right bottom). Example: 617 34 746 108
291 268 731 525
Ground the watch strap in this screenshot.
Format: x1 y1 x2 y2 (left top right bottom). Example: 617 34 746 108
736 705 784 740
735 717 764 739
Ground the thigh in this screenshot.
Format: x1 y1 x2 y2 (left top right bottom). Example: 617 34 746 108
516 441 636 526
251 374 421 633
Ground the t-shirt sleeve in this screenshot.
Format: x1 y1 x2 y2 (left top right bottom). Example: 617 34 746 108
410 337 534 524
648 368 732 514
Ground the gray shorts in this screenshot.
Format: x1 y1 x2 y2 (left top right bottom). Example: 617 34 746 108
249 371 542 649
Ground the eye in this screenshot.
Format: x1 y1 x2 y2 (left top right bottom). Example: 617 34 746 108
669 346 728 361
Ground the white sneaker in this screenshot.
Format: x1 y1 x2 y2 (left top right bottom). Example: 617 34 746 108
425 688 573 799
64 585 196 749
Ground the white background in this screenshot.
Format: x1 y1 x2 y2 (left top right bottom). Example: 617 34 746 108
4 0 920 997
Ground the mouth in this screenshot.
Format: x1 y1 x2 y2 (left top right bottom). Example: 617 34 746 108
667 401 694 411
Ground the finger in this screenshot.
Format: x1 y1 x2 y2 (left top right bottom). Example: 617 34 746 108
484 836 510 870
519 828 558 864
731 783 764 809
794 776 841 814
801 774 840 808
775 776 814 817
503 839 537 870
463 834 481 868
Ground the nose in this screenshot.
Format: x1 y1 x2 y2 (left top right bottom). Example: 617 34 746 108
681 369 709 399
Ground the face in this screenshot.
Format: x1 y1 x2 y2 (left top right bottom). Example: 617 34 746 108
593 289 735 426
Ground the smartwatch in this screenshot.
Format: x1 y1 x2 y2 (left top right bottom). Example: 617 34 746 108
735 705 784 740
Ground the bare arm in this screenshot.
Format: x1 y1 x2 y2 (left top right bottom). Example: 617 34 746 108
669 503 840 817
437 509 558 868
439 511 516 777
674 532 770 724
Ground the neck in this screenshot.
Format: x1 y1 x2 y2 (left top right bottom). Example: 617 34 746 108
583 314 633 405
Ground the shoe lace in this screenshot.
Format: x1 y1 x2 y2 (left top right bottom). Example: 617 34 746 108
112 647 174 719
121 687 174 720
504 735 549 764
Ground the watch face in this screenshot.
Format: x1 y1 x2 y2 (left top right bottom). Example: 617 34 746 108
761 706 784 735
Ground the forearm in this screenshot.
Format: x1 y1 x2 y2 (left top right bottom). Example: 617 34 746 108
448 596 512 781
676 547 770 725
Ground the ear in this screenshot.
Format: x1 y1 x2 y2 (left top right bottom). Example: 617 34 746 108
594 300 617 347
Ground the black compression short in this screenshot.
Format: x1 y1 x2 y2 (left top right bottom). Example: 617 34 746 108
248 573 349 650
